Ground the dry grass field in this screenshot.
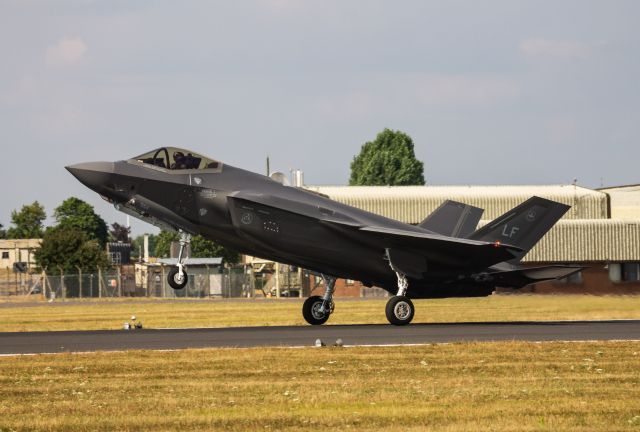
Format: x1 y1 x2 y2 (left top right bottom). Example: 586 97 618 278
1 341 639 431
2 295 640 332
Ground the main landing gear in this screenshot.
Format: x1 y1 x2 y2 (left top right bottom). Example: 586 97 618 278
385 271 415 326
302 274 335 325
167 231 191 290
384 249 415 326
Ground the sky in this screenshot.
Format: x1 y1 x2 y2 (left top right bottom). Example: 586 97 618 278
1 0 639 235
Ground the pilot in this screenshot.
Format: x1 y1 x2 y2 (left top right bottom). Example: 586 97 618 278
172 151 186 169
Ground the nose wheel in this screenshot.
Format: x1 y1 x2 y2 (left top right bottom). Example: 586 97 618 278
167 231 191 290
168 266 188 290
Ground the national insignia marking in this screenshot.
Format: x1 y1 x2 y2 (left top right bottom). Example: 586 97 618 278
241 212 253 225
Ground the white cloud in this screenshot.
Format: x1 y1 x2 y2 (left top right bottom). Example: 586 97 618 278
38 106 82 134
45 37 87 68
314 74 520 120
412 74 520 106
519 38 593 59
547 115 578 142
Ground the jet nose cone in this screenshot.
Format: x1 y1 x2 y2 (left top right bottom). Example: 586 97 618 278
66 161 115 190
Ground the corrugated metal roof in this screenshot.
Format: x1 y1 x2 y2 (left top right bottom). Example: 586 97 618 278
599 185 640 220
306 185 608 222
517 219 640 262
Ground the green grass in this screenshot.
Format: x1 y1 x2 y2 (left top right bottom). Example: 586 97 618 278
1 341 640 431
1 295 640 332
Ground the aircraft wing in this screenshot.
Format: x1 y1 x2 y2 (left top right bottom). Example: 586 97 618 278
228 191 364 227
227 191 521 277
358 225 522 272
487 265 586 288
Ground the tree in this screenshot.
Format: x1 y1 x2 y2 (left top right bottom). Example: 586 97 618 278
0 223 6 239
154 230 178 258
54 197 108 246
109 222 131 243
34 226 109 274
6 201 46 238
154 230 239 264
191 235 240 264
349 128 425 186
131 233 158 260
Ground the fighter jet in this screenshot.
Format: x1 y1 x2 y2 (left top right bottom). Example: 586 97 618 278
67 147 582 325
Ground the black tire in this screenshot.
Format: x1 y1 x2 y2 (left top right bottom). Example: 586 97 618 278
385 295 415 326
302 295 332 325
168 267 188 290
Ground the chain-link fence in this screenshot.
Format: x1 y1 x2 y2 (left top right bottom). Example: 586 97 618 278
0 265 379 299
1 265 271 299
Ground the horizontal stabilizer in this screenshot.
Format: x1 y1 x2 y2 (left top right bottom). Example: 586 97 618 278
489 265 585 288
419 200 483 238
360 225 522 271
468 196 570 262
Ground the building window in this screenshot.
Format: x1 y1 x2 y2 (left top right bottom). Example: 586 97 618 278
1 251 8 259
610 263 640 282
555 271 583 284
622 263 640 282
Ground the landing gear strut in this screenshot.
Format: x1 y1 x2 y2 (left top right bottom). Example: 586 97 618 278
385 251 415 326
167 231 191 290
302 274 335 325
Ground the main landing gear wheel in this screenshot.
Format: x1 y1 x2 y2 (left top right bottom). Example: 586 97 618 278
302 295 333 325
168 267 188 290
385 295 415 326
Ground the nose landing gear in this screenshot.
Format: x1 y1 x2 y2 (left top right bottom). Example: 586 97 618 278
167 231 191 290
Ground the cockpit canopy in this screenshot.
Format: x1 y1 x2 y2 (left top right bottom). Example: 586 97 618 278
132 147 222 172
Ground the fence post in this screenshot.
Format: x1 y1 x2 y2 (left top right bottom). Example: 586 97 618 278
97 267 103 298
58 266 65 300
275 262 280 298
205 265 210 297
117 266 122 297
161 265 166 298
76 266 83 299
41 269 47 300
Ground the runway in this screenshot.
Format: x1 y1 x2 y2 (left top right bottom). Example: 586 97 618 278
2 320 640 355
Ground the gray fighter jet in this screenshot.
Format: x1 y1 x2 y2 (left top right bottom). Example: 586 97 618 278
67 147 582 325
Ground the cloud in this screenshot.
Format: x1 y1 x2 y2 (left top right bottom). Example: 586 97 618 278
260 0 296 8
412 74 520 106
314 74 520 120
519 38 593 59
37 105 83 135
45 37 87 68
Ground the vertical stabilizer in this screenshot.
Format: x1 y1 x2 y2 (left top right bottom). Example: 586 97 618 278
419 200 484 238
467 196 570 261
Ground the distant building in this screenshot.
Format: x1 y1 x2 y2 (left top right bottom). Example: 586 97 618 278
106 242 132 265
135 257 226 297
0 239 41 271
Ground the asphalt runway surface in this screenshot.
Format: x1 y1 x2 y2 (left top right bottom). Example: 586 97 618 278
2 320 640 355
